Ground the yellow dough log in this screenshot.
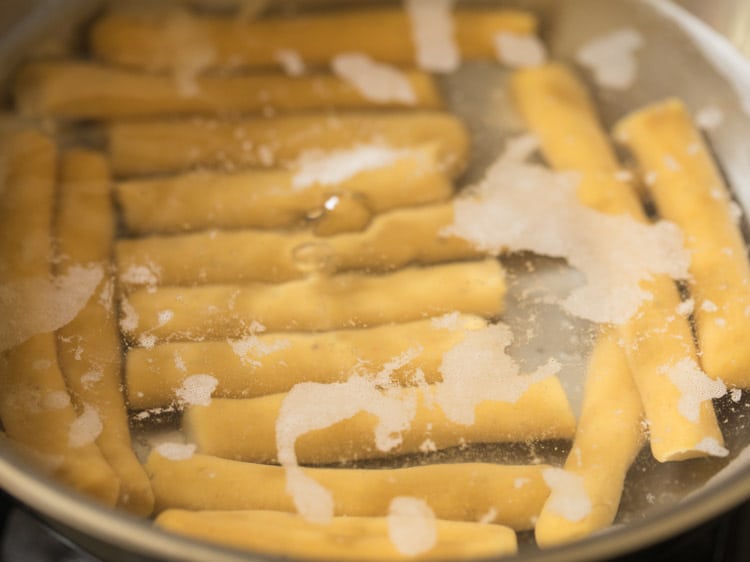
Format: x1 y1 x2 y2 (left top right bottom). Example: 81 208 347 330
614 99 750 389
183 377 576 464
126 316 487 410
146 452 550 531
116 203 481 289
14 61 443 120
106 112 470 177
0 131 120 505
155 510 519 560
116 145 452 235
535 331 645 547
511 63 724 463
90 7 536 71
121 259 506 343
55 150 154 516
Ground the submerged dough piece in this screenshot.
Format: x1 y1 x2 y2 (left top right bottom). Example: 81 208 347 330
107 112 470 177
55 149 154 516
116 145 452 235
615 99 750 389
90 8 536 70
122 259 506 342
116 203 480 288
512 64 724 463
155 509 518 560
183 377 576 464
535 330 645 546
127 316 487 409
14 61 442 120
0 131 119 504
146 452 550 531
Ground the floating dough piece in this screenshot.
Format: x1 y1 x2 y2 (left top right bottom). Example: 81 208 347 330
116 203 480 289
107 112 470 177
55 150 154 516
14 61 443 120
116 145 452 235
122 260 506 343
511 63 724 462
90 8 536 71
614 99 750 389
0 131 119 505
535 330 645 547
127 316 486 409
155 509 518 560
146 452 549 530
184 377 575 464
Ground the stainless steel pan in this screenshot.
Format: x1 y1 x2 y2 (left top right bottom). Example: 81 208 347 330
1 1 750 560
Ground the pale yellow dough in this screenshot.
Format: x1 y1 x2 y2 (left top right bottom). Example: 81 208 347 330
14 61 443 119
512 64 724 463
116 203 480 288
116 145 453 235
155 510 519 560
615 99 750 389
146 452 550 531
534 330 645 546
121 259 506 343
0 131 119 504
126 316 487 410
183 377 576 464
55 150 154 515
107 112 470 177
90 7 536 71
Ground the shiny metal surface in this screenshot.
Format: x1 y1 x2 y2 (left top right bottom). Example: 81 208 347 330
0 1 750 560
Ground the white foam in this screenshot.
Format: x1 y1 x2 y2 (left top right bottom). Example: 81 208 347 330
175 374 218 406
332 53 416 105
119 297 139 333
576 28 644 90
435 323 559 425
0 265 103 352
494 32 547 68
68 404 103 448
695 105 725 130
155 442 197 461
120 264 160 287
275 348 422 522
662 358 727 423
445 137 691 324
694 437 729 458
387 497 437 556
676 298 695 317
406 0 460 73
275 49 306 76
542 468 592 522
292 145 406 190
731 388 742 403
80 369 103 389
229 335 290 367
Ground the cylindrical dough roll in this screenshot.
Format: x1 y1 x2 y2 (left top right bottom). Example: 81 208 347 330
116 146 452 235
184 377 576 464
0 131 120 505
121 259 506 343
511 64 724 463
155 510 519 560
55 149 154 516
106 112 470 177
127 316 487 409
535 330 645 547
90 8 537 71
146 452 550 530
614 99 750 389
116 203 481 289
14 61 443 120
